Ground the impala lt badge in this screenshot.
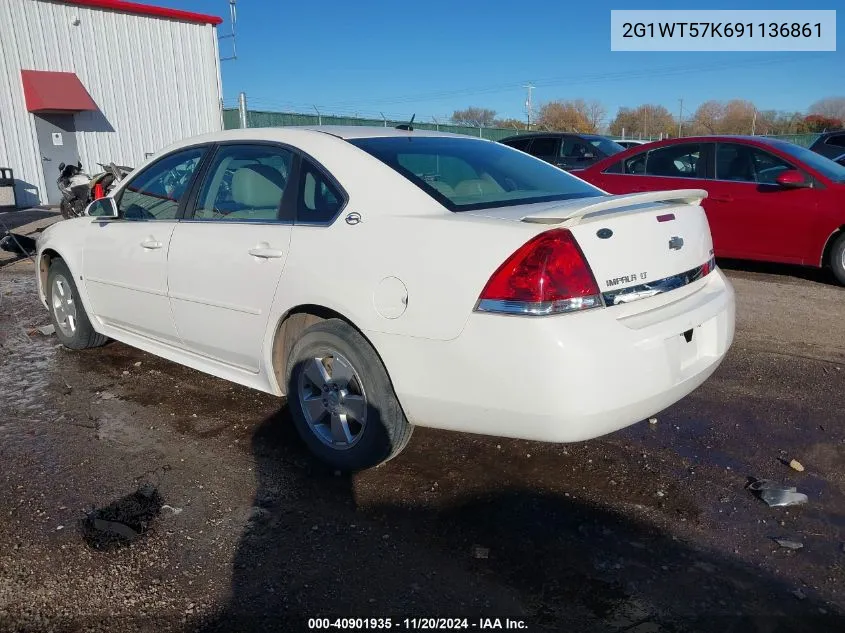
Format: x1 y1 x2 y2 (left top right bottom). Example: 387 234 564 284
668 236 684 251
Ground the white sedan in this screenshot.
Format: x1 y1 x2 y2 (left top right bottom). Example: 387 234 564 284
35 126 735 470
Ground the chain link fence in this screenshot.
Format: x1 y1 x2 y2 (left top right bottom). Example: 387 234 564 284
221 109 821 147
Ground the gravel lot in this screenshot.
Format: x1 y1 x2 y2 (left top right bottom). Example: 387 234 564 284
1 251 843 632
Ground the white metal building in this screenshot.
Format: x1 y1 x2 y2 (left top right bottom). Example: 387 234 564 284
0 0 224 207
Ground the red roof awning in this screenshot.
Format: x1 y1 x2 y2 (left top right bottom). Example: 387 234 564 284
21 70 98 113
59 1 223 25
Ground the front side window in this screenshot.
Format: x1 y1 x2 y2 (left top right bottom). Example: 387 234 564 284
349 136 603 212
560 138 593 159
297 159 344 224
193 144 293 221
582 135 626 157
119 147 205 220
716 143 792 184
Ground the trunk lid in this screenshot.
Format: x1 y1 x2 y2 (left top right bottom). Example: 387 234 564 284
466 190 714 299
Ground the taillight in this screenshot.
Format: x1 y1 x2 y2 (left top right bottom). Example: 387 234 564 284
475 228 603 316
93 183 104 199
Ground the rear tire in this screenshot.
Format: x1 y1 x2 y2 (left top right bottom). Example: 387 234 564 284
286 319 413 471
47 259 109 350
829 233 845 286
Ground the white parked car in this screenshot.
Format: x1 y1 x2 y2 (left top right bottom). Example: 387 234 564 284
36 127 735 470
613 139 653 150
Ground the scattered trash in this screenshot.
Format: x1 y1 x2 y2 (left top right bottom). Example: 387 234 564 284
791 589 807 601
472 545 490 559
160 505 183 515
80 485 164 550
773 538 803 550
0 232 37 255
656 490 666 498
648 417 658 425
122 370 129 376
747 479 808 507
56 525 64 531
134 361 142 367
36 324 55 336
789 459 805 472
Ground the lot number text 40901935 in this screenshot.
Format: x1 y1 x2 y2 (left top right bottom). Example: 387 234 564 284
307 617 528 630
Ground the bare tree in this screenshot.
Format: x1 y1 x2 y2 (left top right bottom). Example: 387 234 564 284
451 107 497 127
584 100 607 133
720 100 757 134
493 118 527 130
692 101 726 134
808 97 845 123
537 99 597 133
608 104 675 138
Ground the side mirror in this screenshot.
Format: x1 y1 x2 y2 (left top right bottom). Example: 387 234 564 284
85 197 118 218
775 170 810 188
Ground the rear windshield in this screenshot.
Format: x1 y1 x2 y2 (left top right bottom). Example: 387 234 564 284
348 136 604 212
582 135 626 156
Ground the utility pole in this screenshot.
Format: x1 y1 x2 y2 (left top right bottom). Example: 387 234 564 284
238 91 247 128
751 109 757 135
523 83 534 130
678 98 683 137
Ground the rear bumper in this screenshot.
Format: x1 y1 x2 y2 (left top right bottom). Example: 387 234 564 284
370 269 735 443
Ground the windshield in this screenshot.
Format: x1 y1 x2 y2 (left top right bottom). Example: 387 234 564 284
583 135 626 156
348 136 604 212
767 140 845 183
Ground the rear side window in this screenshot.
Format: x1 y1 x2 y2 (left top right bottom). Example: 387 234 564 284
348 136 603 212
503 137 532 151
826 134 845 148
193 144 293 221
528 136 557 157
297 159 344 224
642 144 703 178
602 161 623 174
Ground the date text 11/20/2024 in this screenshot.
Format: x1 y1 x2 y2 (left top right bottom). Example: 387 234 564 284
307 618 528 630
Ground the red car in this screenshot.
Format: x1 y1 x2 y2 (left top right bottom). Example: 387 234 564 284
577 136 845 284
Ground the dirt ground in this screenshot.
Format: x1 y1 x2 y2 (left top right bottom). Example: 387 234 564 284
1 253 844 633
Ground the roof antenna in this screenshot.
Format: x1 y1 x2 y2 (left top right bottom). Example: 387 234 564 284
395 113 415 131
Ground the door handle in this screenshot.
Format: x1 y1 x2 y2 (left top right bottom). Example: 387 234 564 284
709 195 734 203
140 239 163 249
248 247 284 259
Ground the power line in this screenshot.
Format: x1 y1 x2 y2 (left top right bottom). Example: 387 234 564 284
244 54 822 111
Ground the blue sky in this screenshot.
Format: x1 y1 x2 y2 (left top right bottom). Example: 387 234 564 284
172 0 842 124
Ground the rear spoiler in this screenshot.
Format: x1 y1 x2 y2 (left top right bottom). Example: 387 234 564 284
520 189 708 225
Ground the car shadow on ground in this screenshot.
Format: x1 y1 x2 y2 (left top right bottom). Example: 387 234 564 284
192 410 845 633
717 257 838 286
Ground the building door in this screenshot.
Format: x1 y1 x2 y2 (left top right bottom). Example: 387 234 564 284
34 114 80 205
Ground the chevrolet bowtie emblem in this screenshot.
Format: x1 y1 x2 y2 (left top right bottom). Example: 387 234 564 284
668 236 684 251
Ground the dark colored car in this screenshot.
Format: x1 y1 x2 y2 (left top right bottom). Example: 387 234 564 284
499 133 625 171
576 135 845 284
809 130 845 166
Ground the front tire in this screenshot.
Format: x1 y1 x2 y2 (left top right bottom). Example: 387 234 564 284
829 233 845 286
286 319 413 471
47 259 109 350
